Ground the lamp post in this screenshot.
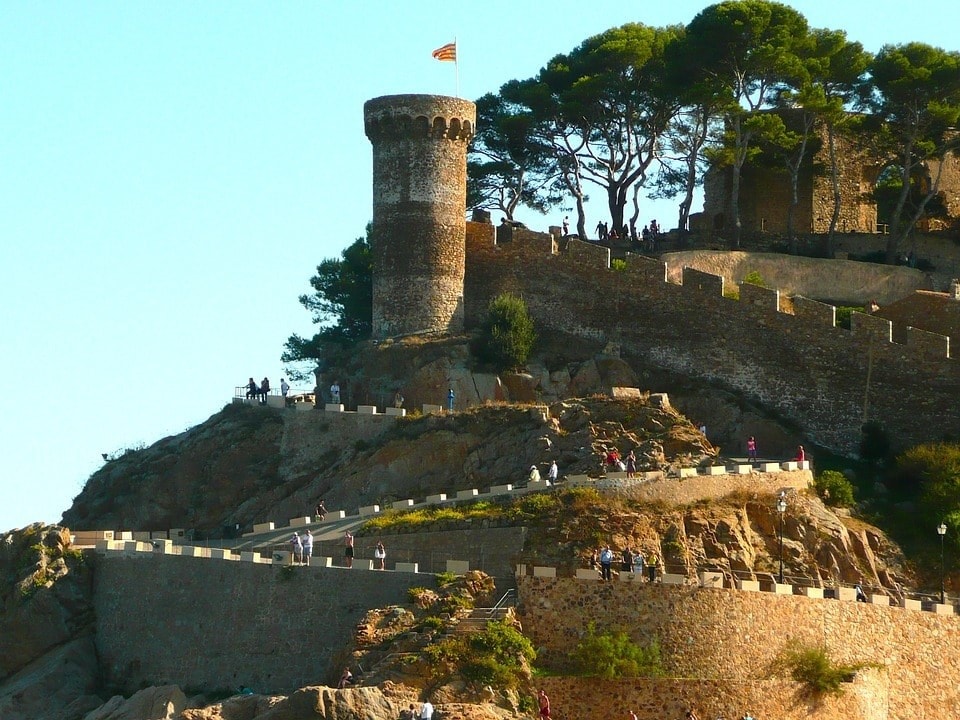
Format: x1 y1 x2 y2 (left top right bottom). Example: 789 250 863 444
938 522 947 605
777 492 788 584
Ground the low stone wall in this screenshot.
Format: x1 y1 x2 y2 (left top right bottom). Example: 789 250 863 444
536 673 888 720
565 468 810 505
517 578 960 719
92 553 427 695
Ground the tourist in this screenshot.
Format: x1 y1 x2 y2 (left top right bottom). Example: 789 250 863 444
330 381 341 405
315 499 326 522
337 667 353 689
699 422 707 438
344 530 354 568
625 450 637 479
599 545 613 581
747 436 758 462
647 551 660 583
538 689 551 719
289 533 302 565
420 699 434 720
528 464 541 484
562 216 569 236
394 390 404 409
548 460 558 486
301 530 313 565
259 377 270 404
621 547 633 573
632 550 645 578
642 224 651 249
855 584 868 602
374 540 386 570
604 448 621 471
796 445 806 463
447 387 455 413
280 378 290 399
245 377 258 400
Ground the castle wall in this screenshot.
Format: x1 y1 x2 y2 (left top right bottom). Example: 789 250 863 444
517 578 960 720
536 674 888 720
91 553 426 694
464 234 960 454
364 95 475 339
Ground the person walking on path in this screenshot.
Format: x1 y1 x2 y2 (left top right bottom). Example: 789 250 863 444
315 499 326 522
747 436 758 462
374 541 386 570
301 530 313 565
447 387 455 413
548 460 558 486
289 533 302 565
344 530 354 568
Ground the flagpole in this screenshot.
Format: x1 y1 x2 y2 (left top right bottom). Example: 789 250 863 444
454 37 460 98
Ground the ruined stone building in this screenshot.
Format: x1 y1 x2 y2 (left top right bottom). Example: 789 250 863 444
694 110 960 235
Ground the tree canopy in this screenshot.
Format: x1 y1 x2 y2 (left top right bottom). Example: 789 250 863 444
282 228 372 377
465 0 960 258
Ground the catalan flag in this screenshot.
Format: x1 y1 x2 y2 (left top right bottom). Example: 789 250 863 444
432 41 457 62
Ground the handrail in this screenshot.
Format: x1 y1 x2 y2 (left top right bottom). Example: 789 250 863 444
487 587 516 616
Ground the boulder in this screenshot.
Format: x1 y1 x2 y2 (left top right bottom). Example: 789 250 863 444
83 686 186 720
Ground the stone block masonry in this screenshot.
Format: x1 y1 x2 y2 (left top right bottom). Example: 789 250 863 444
517 577 960 718
463 228 960 454
364 94 475 339
92 553 428 694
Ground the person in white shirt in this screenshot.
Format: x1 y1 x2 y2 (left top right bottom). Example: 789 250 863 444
528 465 541 483
280 378 290 398
289 534 302 565
420 700 434 720
330 382 341 404
301 531 313 565
548 460 558 486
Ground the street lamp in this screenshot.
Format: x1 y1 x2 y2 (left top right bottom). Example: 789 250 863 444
938 522 947 604
777 492 788 584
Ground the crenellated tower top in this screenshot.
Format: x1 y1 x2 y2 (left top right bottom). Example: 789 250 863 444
364 94 475 142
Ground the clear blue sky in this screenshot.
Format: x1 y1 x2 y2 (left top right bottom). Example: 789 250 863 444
1 1 955 533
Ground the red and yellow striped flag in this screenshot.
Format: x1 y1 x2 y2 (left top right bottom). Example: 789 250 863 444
432 42 457 62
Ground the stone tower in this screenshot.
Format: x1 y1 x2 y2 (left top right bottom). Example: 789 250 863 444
364 94 476 340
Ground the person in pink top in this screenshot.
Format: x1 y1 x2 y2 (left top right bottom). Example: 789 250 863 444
747 436 757 462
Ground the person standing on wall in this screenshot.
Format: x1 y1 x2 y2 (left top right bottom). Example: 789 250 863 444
599 545 613 581
301 530 313 566
548 460 558 486
562 216 569 236
330 381 341 405
280 378 290 400
647 551 660 582
344 530 354 568
447 387 455 413
315 499 326 522
259 377 270 404
374 540 386 570
289 533 302 565
747 436 758 463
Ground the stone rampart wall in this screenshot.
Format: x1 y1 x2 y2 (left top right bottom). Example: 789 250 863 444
517 578 960 720
464 226 960 454
536 673 888 720
91 553 426 695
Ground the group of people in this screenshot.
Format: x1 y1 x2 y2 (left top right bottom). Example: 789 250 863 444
342 530 387 570
640 219 661 251
593 545 661 582
288 529 314 565
245 376 291 404
399 700 434 719
603 448 640 479
528 460 559 486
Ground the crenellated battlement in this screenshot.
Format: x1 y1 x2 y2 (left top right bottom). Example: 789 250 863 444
363 94 475 142
462 222 960 453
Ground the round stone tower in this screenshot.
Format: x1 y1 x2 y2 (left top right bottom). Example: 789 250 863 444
364 94 476 340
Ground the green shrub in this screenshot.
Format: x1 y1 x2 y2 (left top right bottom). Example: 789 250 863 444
407 586 432 603
742 270 768 288
567 622 664 678
417 616 446 632
814 470 856 507
835 306 864 329
611 258 627 272
893 442 960 539
774 640 868 695
478 293 536 371
422 621 534 690
435 571 458 587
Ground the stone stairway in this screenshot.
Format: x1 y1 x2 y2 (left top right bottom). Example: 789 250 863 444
454 606 513 633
